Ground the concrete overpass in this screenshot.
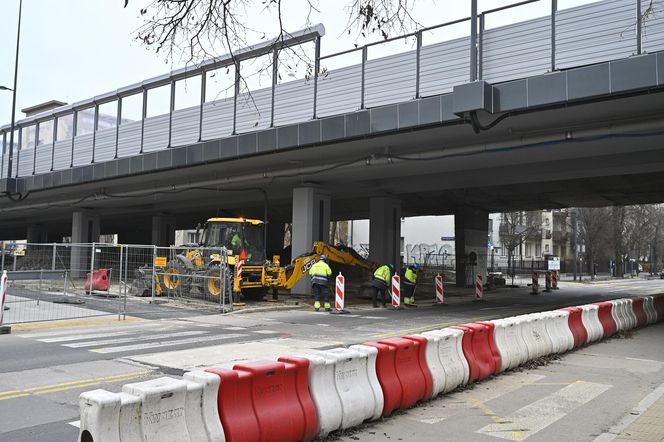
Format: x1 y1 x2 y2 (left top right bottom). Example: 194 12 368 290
2 0 664 289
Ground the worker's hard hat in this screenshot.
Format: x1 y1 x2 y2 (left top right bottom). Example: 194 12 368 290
412 263 420 270
320 254 328 261
388 264 395 271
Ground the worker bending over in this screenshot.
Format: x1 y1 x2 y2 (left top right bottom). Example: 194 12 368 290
371 263 394 308
402 263 420 306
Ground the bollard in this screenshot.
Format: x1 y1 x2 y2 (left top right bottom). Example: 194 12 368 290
552 270 559 290
0 270 10 334
545 271 552 292
391 275 401 308
333 272 349 314
435 274 444 305
474 274 483 300
531 272 539 295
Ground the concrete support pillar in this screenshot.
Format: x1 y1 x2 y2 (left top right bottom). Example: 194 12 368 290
152 215 176 248
454 206 489 288
369 197 402 271
291 187 330 295
26 224 49 244
71 211 100 277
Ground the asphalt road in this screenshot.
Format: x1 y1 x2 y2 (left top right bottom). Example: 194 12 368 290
0 278 662 441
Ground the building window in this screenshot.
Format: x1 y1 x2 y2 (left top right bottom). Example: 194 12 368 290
545 244 550 253
525 243 532 257
536 244 542 257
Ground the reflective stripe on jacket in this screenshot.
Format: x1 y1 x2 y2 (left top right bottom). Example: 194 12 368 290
309 260 332 285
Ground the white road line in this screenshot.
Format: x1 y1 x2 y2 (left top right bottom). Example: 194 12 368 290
63 330 209 348
17 322 164 339
359 316 384 320
39 330 142 343
477 382 611 441
68 420 80 428
316 324 330 327
251 330 278 335
407 373 546 425
90 333 248 354
224 326 247 330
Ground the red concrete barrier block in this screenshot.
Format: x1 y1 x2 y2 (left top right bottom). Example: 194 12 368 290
207 360 316 442
401 335 434 399
206 368 260 442
476 322 502 373
559 307 588 348
85 269 110 292
363 342 402 417
629 297 648 327
277 356 318 442
377 338 428 410
593 302 618 337
451 323 498 382
450 325 479 383
654 295 664 322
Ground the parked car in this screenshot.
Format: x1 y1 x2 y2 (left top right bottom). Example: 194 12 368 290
659 268 664 279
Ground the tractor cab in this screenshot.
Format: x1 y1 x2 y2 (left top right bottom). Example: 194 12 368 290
201 218 266 265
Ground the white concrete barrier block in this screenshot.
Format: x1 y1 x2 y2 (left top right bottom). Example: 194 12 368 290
414 332 447 395
79 389 122 442
550 311 575 353
323 347 376 429
643 296 657 324
118 392 142 442
488 320 511 372
502 317 529 368
122 377 191 442
518 315 546 360
293 351 343 439
581 305 603 343
183 371 225 442
610 300 627 331
624 299 638 329
426 328 469 392
349 344 384 420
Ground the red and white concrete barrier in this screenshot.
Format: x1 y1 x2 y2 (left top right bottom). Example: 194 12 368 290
335 273 345 311
474 274 483 300
391 275 401 308
531 272 539 295
435 274 444 304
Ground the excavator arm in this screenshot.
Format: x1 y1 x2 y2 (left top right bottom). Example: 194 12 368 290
278 241 377 289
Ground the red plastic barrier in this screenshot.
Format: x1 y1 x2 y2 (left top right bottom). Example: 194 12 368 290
593 302 617 337
277 357 319 442
654 295 664 322
450 325 479 383
207 360 316 442
206 368 260 442
378 338 429 409
401 335 434 399
630 297 648 327
85 269 110 292
476 321 502 373
560 307 588 348
451 323 496 381
363 342 402 417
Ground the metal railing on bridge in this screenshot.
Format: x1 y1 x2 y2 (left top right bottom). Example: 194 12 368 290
1 0 662 180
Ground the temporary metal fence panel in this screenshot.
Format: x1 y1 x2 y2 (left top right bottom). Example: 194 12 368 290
482 16 551 83
171 106 201 147
17 148 34 177
556 0 638 70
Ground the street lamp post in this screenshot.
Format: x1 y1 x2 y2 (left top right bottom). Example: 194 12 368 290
5 0 23 180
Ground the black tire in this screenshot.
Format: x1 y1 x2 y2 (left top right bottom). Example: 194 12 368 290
160 261 191 296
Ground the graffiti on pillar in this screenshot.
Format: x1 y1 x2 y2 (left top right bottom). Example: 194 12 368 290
405 243 455 267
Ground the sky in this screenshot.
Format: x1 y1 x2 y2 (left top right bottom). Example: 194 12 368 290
0 0 596 125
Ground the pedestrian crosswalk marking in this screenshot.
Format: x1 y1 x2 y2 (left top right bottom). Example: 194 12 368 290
39 330 140 343
476 381 611 441
90 333 248 354
63 330 208 348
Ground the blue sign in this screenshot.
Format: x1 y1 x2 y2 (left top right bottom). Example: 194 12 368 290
488 240 493 248
441 236 455 241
